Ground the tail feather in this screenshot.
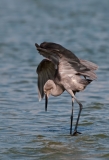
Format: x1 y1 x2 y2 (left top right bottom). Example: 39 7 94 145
80 79 92 85
78 70 97 80
80 59 98 71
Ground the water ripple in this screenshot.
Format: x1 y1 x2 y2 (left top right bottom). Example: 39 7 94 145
0 0 109 159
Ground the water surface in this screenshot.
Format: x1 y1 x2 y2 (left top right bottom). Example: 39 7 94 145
0 0 109 159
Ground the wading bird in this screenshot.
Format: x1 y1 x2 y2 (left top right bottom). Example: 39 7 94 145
35 42 98 135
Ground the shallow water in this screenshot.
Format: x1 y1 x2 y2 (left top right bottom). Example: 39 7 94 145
0 0 109 159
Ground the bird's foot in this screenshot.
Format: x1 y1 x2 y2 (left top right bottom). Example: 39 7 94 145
72 130 82 136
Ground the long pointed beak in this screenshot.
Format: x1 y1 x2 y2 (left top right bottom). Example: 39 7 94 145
45 94 48 111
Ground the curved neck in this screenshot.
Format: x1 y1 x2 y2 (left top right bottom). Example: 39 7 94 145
51 82 64 96
44 80 64 96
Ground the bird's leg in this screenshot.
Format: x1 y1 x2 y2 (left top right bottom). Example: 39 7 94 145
65 89 82 136
72 96 82 136
70 98 74 135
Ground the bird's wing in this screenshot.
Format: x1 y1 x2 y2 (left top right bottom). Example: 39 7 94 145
79 59 98 71
35 42 98 80
35 42 89 72
36 59 55 101
59 57 98 80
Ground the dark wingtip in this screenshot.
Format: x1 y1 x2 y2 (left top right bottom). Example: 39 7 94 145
35 43 40 48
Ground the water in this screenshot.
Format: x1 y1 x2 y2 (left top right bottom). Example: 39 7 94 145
0 0 109 159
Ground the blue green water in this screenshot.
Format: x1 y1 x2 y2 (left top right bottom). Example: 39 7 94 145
0 0 109 159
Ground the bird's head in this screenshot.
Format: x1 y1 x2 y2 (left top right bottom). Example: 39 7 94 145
44 88 51 112
44 88 51 98
44 80 54 111
44 80 53 97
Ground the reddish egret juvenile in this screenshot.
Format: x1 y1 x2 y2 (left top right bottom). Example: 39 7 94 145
35 42 98 135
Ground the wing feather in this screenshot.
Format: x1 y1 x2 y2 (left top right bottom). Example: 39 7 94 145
35 42 89 72
35 42 98 81
36 59 55 100
80 59 98 71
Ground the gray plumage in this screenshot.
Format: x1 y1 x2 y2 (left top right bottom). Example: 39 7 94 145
35 42 98 135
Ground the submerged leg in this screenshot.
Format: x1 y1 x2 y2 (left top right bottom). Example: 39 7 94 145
70 98 74 135
73 96 82 136
66 89 83 135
